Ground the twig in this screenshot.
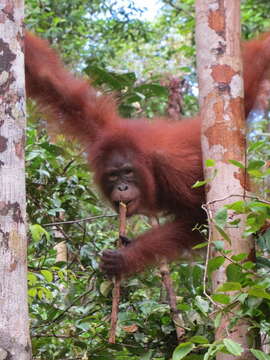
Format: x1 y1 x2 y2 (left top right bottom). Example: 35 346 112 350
160 259 186 340
108 202 127 344
221 252 260 278
150 217 185 341
201 192 270 298
43 214 116 227
33 279 96 329
163 0 193 17
61 149 85 175
204 193 270 206
201 204 221 308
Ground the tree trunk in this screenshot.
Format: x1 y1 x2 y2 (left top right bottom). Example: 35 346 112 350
0 1 31 359
195 1 256 359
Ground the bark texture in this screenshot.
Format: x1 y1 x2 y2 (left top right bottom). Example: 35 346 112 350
195 1 256 359
0 1 31 359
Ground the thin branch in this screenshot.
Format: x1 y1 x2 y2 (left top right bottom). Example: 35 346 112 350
150 217 185 341
61 148 86 175
43 214 117 227
109 202 127 344
204 193 270 206
34 278 97 329
163 0 192 17
221 253 260 278
201 204 222 309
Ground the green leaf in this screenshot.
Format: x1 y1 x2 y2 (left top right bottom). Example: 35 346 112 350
26 149 43 161
228 218 241 226
225 201 246 213
178 303 191 311
180 66 192 73
28 273 38 285
223 339 243 356
247 160 265 170
226 264 244 282
172 342 194 360
42 287 53 300
248 286 270 300
208 256 225 276
195 296 209 314
86 66 136 90
212 294 230 305
248 140 265 152
28 287 37 297
41 270 53 282
135 83 168 97
192 180 207 188
237 293 248 303
100 280 113 297
231 253 248 262
228 159 245 168
38 289 43 300
213 241 225 251
192 241 208 250
248 201 270 212
257 256 270 268
204 343 225 360
141 350 154 360
215 224 231 243
248 169 264 177
214 312 222 328
242 261 255 270
250 349 270 360
205 159 216 167
216 282 242 292
189 336 209 344
76 322 91 332
29 224 50 242
214 208 228 228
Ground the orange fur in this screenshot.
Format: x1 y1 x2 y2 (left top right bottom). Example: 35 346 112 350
25 32 270 275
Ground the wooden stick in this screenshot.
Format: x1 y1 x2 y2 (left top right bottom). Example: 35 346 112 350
150 217 185 341
108 202 127 344
159 259 185 341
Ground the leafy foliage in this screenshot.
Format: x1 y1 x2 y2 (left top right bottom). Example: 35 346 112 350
25 0 270 359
